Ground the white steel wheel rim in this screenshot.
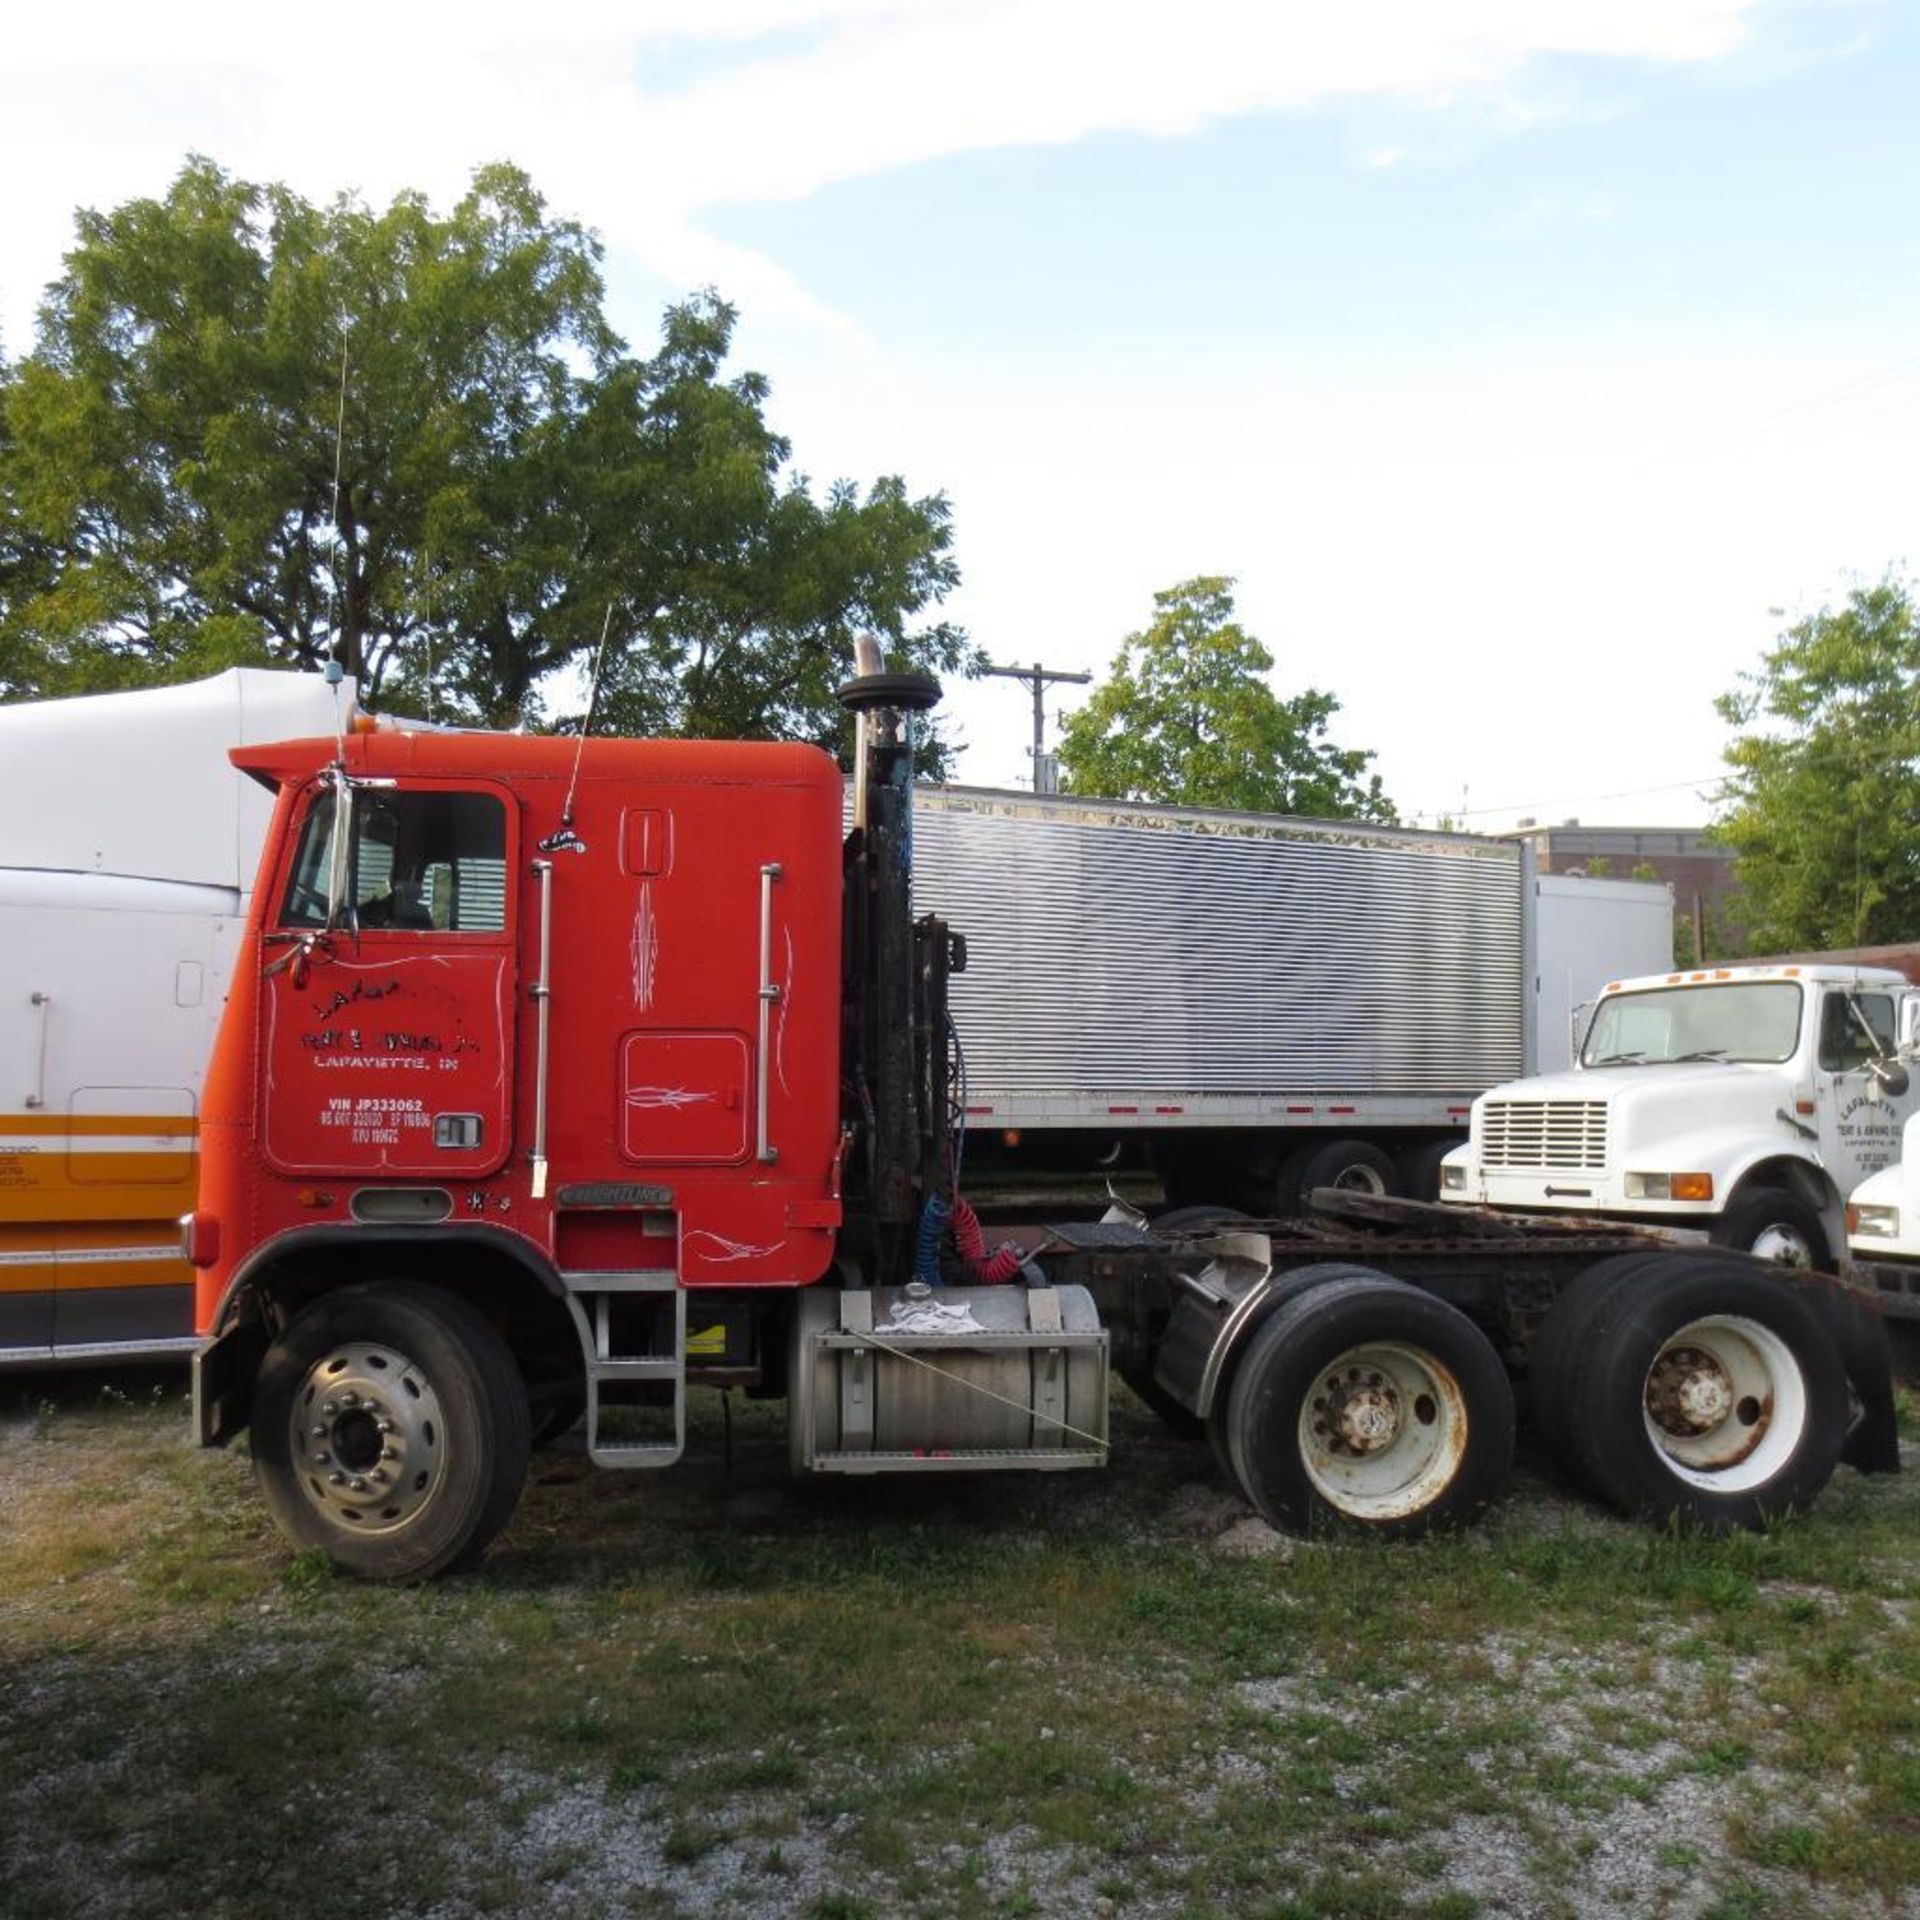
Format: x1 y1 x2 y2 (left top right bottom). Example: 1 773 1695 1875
1747 1221 1815 1266
1296 1341 1468 1519
1640 1314 1807 1491
290 1341 446 1534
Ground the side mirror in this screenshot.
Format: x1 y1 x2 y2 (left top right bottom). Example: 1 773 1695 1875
1873 1057 1911 1099
1900 994 1920 1057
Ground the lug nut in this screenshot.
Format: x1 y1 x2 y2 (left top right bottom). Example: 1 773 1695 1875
321 1401 337 1417
328 1472 345 1486
349 1477 367 1492
380 1448 397 1462
377 1420 395 1435
311 1425 328 1438
312 1451 330 1465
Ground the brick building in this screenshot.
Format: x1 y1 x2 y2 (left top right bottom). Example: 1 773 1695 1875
1502 823 1737 961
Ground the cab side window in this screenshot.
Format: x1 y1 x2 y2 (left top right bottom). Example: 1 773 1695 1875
1818 991 1893 1072
280 790 507 932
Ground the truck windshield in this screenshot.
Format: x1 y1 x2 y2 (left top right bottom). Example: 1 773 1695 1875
1581 982 1802 1067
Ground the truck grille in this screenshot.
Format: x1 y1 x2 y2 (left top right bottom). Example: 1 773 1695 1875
1480 1100 1608 1172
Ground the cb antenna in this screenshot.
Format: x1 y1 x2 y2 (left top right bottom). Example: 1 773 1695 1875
542 602 616 854
325 323 351 761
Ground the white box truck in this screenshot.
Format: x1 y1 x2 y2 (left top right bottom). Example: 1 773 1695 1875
910 787 1672 1211
1441 962 1920 1269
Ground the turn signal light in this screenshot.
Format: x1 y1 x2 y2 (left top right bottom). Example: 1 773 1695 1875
1669 1173 1714 1202
178 1210 221 1268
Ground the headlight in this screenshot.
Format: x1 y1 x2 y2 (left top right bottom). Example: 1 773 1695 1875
1850 1203 1901 1240
1440 1165 1467 1192
1623 1172 1714 1202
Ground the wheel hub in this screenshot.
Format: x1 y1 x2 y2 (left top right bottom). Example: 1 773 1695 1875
1645 1344 1734 1437
292 1342 444 1532
1313 1366 1401 1457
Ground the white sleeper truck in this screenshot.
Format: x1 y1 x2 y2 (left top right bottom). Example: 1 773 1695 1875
0 669 348 1365
1440 963 1920 1270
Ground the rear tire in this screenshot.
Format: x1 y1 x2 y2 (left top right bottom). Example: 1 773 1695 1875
1528 1250 1687 1495
1554 1255 1848 1529
1225 1271 1514 1537
1398 1138 1461 1203
252 1282 530 1580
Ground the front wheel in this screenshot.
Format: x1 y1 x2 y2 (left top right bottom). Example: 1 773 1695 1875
1712 1187 1832 1271
1224 1272 1514 1538
252 1282 531 1580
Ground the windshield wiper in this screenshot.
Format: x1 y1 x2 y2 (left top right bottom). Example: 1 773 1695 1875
1586 1051 1645 1065
1673 1048 1727 1062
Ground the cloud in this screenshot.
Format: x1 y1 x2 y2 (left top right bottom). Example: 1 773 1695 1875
0 0 1763 345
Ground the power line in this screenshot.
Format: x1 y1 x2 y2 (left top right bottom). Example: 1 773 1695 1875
1417 772 1733 823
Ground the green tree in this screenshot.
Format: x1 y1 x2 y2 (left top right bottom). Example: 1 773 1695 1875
1056 576 1395 820
1713 578 1920 949
0 157 969 754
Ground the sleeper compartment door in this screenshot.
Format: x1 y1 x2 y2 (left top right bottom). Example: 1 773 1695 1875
258 782 515 1179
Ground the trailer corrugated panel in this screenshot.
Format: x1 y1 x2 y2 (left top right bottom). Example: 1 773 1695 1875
909 788 1525 1100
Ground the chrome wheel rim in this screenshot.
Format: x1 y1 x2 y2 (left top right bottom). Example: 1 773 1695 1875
1641 1314 1806 1491
1747 1221 1815 1267
289 1341 445 1534
1329 1163 1389 1196
1296 1341 1468 1519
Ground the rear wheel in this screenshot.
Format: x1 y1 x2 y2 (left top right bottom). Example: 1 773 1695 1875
1225 1271 1514 1537
252 1282 530 1580
1398 1138 1461 1203
1552 1255 1848 1529
1528 1250 1685 1494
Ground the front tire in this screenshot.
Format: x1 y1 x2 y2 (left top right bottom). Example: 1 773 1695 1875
1712 1186 1832 1271
252 1282 531 1580
1224 1271 1514 1537
1288 1138 1403 1210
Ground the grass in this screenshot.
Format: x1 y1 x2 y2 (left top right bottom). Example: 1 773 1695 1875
1 1370 1917 1919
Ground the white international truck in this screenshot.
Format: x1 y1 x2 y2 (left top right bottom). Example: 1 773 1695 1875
2 674 1670 1367
1846 1109 1920 1338
1440 962 1920 1270
0 669 348 1365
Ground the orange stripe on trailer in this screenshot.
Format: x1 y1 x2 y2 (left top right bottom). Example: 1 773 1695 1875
0 1113 200 1139
0 1162 197 1210
49 1256 193 1292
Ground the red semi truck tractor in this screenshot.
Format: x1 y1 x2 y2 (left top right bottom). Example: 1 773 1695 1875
189 664 1899 1579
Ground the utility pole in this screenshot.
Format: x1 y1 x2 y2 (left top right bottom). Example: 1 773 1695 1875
983 660 1092 794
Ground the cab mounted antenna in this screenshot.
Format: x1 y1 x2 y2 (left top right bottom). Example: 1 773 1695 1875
541 602 616 855
326 324 351 763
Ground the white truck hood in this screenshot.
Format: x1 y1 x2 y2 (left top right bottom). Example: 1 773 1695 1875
1475 1060 1801 1173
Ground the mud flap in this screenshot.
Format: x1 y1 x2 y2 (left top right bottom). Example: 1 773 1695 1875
1794 1273 1900 1475
192 1318 266 1448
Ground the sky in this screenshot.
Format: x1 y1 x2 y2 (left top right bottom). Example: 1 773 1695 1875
2 1 1915 831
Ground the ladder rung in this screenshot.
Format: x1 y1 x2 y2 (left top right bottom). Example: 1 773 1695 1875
590 1357 681 1381
809 1446 1106 1474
